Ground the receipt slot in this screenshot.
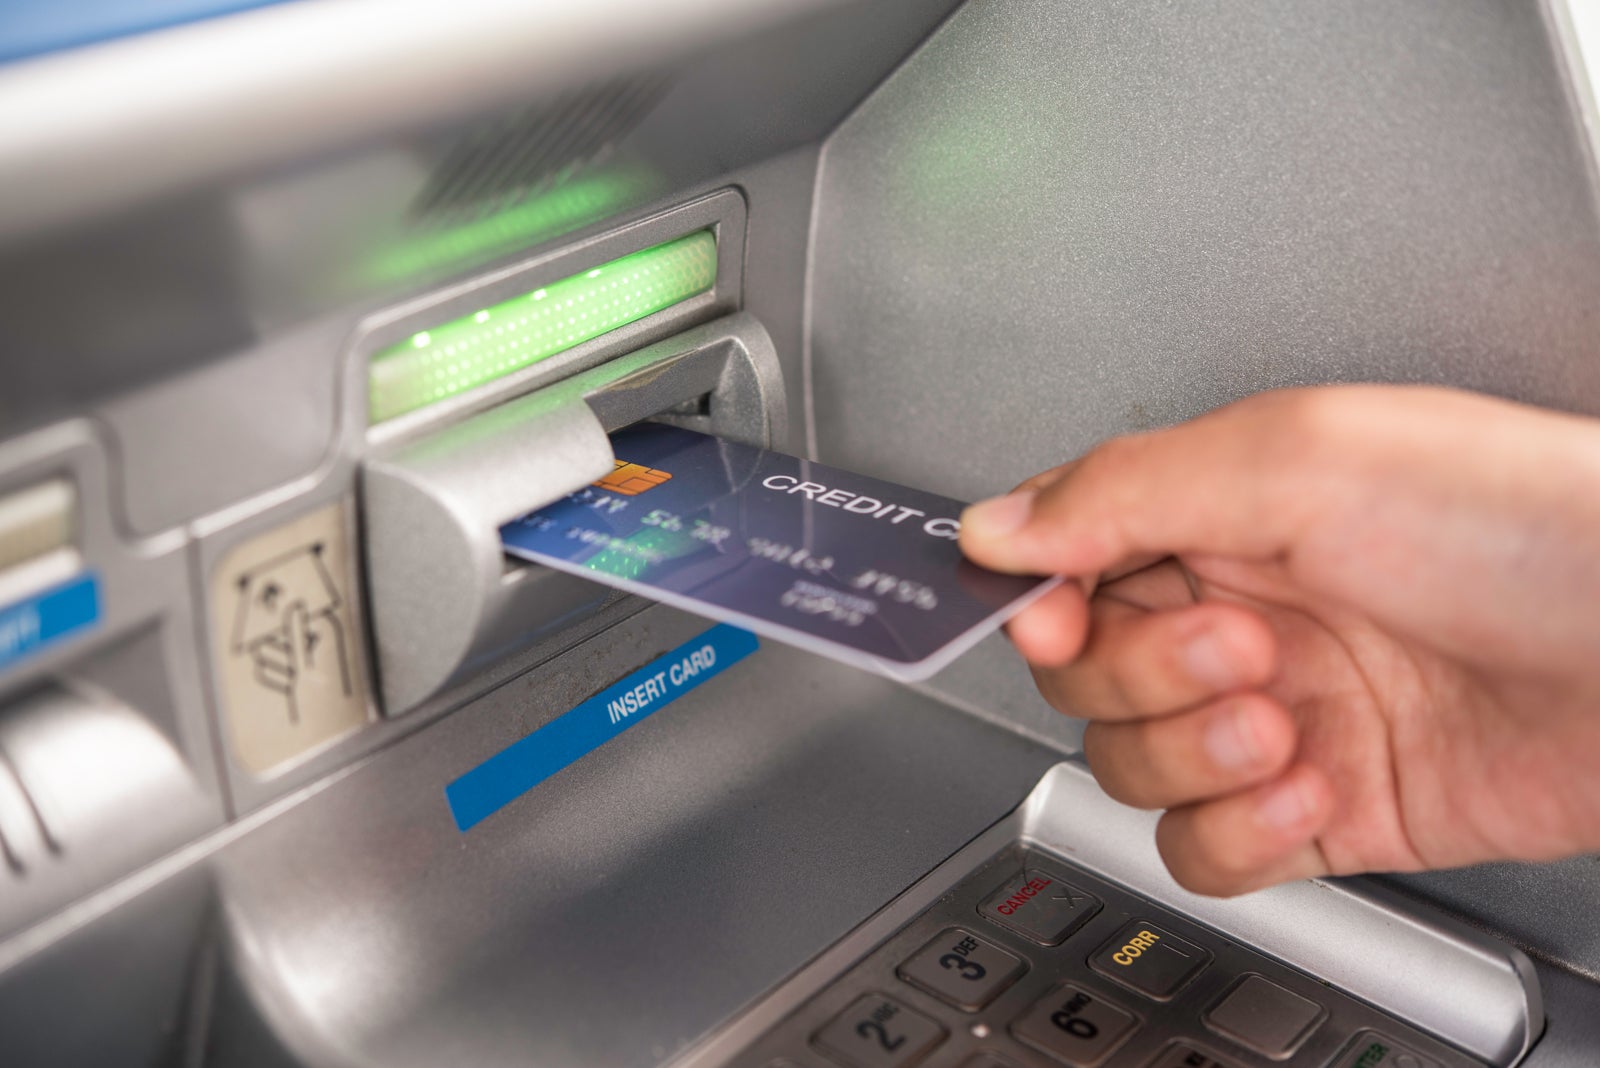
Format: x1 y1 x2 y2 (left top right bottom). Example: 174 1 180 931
362 312 786 713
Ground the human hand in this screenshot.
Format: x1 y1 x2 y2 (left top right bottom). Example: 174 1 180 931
960 385 1600 895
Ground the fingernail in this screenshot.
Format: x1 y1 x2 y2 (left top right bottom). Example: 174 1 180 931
1182 629 1241 690
1257 779 1314 830
962 491 1036 538
1203 702 1263 771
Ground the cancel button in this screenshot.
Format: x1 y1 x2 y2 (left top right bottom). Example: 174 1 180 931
1090 920 1211 1000
978 867 1101 945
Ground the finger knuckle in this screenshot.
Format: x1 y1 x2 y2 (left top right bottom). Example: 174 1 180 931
1104 664 1151 721
1165 861 1232 898
1183 816 1260 884
1041 652 1123 717
1124 715 1181 783
1155 820 1243 897
1032 666 1089 717
1206 844 1257 884
1082 725 1161 809
1098 774 1159 810
1141 635 1204 713
1178 867 1252 898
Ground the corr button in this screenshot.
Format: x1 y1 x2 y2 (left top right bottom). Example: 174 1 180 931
1089 920 1211 1000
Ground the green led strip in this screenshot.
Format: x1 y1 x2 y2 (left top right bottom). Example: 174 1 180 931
362 170 653 286
368 230 717 424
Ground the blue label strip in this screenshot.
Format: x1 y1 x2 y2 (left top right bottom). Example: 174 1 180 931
0 572 100 673
445 623 759 831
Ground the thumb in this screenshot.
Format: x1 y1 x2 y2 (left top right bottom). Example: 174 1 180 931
959 394 1316 577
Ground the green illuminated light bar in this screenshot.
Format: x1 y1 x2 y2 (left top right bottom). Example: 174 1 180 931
369 230 717 424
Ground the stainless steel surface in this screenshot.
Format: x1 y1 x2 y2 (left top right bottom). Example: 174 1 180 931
1546 0 1600 190
1520 964 1600 1068
208 606 1058 1068
905 636 1087 759
811 0 1600 477
808 0 1600 736
0 604 1057 1068
1384 859 1600 983
0 865 212 1068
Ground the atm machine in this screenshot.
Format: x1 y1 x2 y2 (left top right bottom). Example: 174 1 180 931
2 1 1599 1065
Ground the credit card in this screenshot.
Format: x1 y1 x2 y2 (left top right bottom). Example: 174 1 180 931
500 424 1058 681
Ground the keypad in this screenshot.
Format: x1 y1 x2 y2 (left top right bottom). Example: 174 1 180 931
1011 983 1138 1066
1089 921 1210 1000
735 847 1486 1068
811 993 945 1068
898 928 1027 1011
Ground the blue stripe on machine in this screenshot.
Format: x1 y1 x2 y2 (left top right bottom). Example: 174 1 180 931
0 572 100 672
0 1 295 64
444 623 759 832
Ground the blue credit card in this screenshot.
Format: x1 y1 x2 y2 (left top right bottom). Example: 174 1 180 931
500 424 1058 681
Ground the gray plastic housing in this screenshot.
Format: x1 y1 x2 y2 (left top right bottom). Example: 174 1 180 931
363 312 786 712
